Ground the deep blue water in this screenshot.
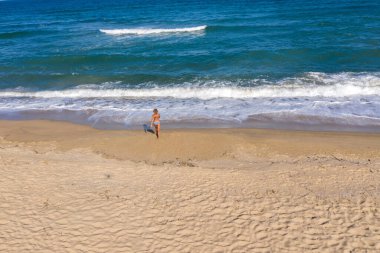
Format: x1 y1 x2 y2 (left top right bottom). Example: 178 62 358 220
1 0 380 130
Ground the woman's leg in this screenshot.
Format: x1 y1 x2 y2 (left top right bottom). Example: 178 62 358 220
155 124 159 138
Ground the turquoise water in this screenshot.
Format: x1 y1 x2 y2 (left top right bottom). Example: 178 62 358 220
1 0 380 130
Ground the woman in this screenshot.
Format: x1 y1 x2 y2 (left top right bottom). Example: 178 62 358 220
150 108 160 139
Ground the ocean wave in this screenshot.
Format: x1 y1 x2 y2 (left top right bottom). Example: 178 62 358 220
1 72 379 99
99 25 207 35
1 72 380 130
0 86 378 99
1 97 380 130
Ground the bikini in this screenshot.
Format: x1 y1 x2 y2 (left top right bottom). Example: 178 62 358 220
153 114 160 125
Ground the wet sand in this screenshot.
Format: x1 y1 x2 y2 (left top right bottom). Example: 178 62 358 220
0 120 379 252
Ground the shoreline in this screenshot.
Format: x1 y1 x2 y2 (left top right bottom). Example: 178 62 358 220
1 119 380 163
1 115 380 133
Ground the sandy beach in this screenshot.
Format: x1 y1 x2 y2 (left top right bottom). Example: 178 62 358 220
0 120 379 252
2 0 380 251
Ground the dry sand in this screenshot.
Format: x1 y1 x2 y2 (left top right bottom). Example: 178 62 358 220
0 120 379 252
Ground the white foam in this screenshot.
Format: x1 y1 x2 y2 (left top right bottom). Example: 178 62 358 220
1 83 379 99
100 25 207 35
2 72 379 99
1 72 380 128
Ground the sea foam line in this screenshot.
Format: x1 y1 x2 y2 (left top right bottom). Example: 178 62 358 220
1 83 379 99
2 73 379 99
100 25 207 35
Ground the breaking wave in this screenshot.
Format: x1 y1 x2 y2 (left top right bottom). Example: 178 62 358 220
100 25 207 35
1 72 380 130
1 72 379 99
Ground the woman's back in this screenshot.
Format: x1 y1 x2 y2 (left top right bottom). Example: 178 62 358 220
152 113 160 122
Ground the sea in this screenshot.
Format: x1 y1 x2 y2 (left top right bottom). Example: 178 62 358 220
1 0 380 131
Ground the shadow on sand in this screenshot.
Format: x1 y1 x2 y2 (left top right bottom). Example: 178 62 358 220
143 124 155 134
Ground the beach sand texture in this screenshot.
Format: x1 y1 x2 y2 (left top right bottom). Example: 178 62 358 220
0 120 380 252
